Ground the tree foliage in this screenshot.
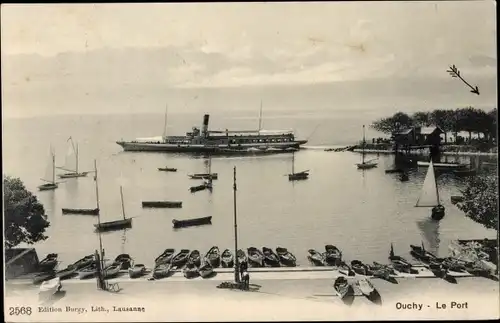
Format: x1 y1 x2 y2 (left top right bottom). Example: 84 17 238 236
4 176 50 249
371 112 414 134
457 175 498 231
371 107 496 142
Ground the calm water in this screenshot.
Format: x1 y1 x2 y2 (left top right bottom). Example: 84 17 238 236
3 111 497 268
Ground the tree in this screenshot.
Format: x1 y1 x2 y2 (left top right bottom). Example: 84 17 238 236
457 175 498 271
371 112 414 135
429 109 455 144
456 106 483 141
4 176 50 249
412 112 431 127
457 175 498 230
487 108 497 143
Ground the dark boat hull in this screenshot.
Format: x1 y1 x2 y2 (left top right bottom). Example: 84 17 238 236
58 172 89 178
247 248 264 267
189 173 218 180
155 249 175 265
62 208 99 215
158 168 177 172
189 184 211 193
94 218 132 232
38 183 58 191
171 250 190 268
205 247 221 268
262 248 281 267
276 248 297 267
307 250 324 266
288 172 309 181
142 201 182 208
173 216 212 228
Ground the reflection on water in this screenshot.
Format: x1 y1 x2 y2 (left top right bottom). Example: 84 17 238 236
416 218 441 255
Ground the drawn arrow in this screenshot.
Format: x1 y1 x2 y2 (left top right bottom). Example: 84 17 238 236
446 64 480 95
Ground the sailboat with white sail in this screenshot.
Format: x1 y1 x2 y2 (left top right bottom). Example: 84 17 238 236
416 160 445 221
38 147 59 191
288 150 309 181
356 125 378 169
57 137 89 178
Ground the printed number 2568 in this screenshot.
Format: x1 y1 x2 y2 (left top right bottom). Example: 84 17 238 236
9 307 32 315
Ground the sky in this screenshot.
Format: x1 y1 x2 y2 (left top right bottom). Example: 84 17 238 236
1 2 497 118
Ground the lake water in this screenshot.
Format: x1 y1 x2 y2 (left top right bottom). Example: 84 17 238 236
3 111 497 268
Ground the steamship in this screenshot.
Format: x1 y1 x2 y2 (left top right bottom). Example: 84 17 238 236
116 114 307 154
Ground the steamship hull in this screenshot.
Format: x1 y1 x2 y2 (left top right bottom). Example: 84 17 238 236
116 141 306 153
116 113 307 154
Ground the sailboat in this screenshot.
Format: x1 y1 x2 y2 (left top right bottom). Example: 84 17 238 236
62 160 99 215
57 137 89 178
416 160 445 221
288 150 309 181
38 147 59 191
94 185 132 232
357 125 378 169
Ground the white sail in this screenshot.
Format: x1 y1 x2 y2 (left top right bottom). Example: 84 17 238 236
43 151 55 183
416 160 439 207
63 140 77 172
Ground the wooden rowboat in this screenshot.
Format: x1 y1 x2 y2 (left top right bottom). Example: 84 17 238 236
172 216 212 228
247 247 264 267
62 208 99 215
128 264 146 278
275 247 297 267
142 201 182 208
307 249 324 266
205 246 221 268
221 249 234 268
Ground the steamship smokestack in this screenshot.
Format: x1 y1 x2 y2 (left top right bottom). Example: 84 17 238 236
202 114 210 136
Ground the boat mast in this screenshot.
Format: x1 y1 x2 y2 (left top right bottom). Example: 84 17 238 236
362 125 366 164
120 186 126 220
162 104 168 140
94 160 104 273
52 151 56 184
258 100 263 133
292 150 295 174
233 166 240 283
76 143 79 174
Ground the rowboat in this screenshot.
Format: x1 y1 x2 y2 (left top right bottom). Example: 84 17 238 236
142 201 182 208
62 208 99 215
189 183 211 193
275 247 297 267
158 167 177 172
324 245 342 266
307 249 324 266
355 278 382 305
72 255 95 270
33 271 56 285
351 260 373 276
410 243 438 263
237 249 247 264
333 276 355 306
262 247 281 267
369 264 397 284
338 262 355 276
417 161 467 169
94 186 132 232
103 263 121 279
171 249 190 268
247 247 264 267
187 250 201 267
153 264 172 279
221 249 234 268
441 257 467 273
204 246 221 268
199 262 214 278
155 248 175 265
114 254 133 270
128 264 146 278
38 253 59 272
78 263 97 279
188 173 218 180
172 216 212 228
183 263 199 279
55 265 78 280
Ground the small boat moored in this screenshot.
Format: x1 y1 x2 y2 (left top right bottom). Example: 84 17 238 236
275 247 297 267
171 249 190 268
351 260 373 276
221 249 234 268
199 262 214 278
262 247 281 267
172 216 212 228
355 278 382 304
128 264 146 278
205 246 221 268
307 249 325 266
155 248 176 265
158 167 177 172
142 201 182 208
324 245 342 266
62 208 99 215
247 247 265 267
333 276 355 306
153 264 172 279
37 253 59 272
187 250 202 267
338 262 356 276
